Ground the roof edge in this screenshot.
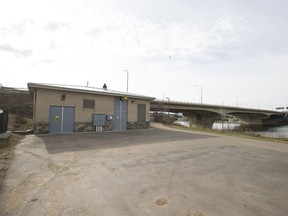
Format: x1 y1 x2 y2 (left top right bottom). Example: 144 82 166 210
27 82 155 101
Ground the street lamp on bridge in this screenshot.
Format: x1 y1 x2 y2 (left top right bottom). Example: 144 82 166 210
233 94 238 107
124 70 129 93
195 85 203 104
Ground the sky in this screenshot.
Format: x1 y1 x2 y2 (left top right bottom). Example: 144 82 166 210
1 0 288 110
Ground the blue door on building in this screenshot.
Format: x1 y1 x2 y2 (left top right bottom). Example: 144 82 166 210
114 97 127 130
49 106 75 133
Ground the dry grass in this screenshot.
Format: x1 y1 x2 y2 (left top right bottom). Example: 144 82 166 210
169 124 288 144
8 113 33 131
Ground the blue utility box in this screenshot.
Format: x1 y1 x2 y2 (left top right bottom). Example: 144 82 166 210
92 114 106 126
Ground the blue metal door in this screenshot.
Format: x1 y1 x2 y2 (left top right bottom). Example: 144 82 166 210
49 106 74 133
49 106 62 133
114 97 127 130
63 107 75 132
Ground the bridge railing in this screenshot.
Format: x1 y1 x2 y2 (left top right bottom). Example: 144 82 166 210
153 99 231 108
152 99 279 113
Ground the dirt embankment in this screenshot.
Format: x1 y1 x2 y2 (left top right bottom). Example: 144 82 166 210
0 87 29 188
0 87 33 131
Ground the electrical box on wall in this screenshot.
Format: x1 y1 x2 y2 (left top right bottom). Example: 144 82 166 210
92 114 106 126
107 115 113 121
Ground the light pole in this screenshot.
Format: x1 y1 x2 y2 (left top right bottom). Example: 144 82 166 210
195 85 203 104
124 70 129 92
162 92 167 102
233 94 238 107
166 97 170 124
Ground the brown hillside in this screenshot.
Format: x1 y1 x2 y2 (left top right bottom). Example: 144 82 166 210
0 87 33 117
0 87 33 131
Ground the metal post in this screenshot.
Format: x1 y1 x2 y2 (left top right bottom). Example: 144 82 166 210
119 100 122 129
166 97 170 124
162 92 166 101
125 70 129 92
233 94 238 107
195 85 203 104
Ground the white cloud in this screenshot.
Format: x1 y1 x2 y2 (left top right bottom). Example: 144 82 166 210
0 43 33 57
0 0 287 108
83 14 243 60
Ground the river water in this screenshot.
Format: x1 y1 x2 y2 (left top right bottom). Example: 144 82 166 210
213 123 288 139
240 125 288 139
176 121 288 139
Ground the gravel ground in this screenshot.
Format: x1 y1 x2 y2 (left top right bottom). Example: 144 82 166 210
0 134 22 189
0 126 288 216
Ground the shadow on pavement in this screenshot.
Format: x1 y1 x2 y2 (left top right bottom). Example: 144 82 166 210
37 129 214 154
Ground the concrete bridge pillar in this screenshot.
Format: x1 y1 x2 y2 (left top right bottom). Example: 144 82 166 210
232 113 269 126
185 113 220 129
185 113 198 128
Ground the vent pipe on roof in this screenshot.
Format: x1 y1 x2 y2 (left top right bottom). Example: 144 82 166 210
103 83 107 90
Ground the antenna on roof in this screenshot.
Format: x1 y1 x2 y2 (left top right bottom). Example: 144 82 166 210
86 81 89 87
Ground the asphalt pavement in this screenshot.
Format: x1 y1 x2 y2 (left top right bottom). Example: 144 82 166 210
0 125 288 216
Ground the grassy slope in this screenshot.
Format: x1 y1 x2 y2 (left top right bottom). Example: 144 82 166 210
0 89 33 117
168 124 288 144
0 88 33 131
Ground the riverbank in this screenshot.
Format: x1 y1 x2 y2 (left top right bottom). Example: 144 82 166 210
167 124 288 144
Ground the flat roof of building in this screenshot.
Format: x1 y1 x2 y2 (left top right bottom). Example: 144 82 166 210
27 83 155 101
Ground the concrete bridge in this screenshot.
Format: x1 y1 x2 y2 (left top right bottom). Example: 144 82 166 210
151 100 281 128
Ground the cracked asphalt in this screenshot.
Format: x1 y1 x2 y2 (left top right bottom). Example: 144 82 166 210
0 124 288 216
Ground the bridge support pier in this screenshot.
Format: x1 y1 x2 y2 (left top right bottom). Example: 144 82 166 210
232 113 268 126
185 113 220 129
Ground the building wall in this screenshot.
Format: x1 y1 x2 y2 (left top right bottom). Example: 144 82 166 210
34 89 115 133
33 88 151 133
127 99 150 122
127 99 151 129
35 89 114 122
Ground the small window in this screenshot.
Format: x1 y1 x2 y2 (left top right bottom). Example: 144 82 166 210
61 94 66 101
83 99 95 109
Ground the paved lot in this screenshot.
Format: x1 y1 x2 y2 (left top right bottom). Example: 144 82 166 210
0 126 288 216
